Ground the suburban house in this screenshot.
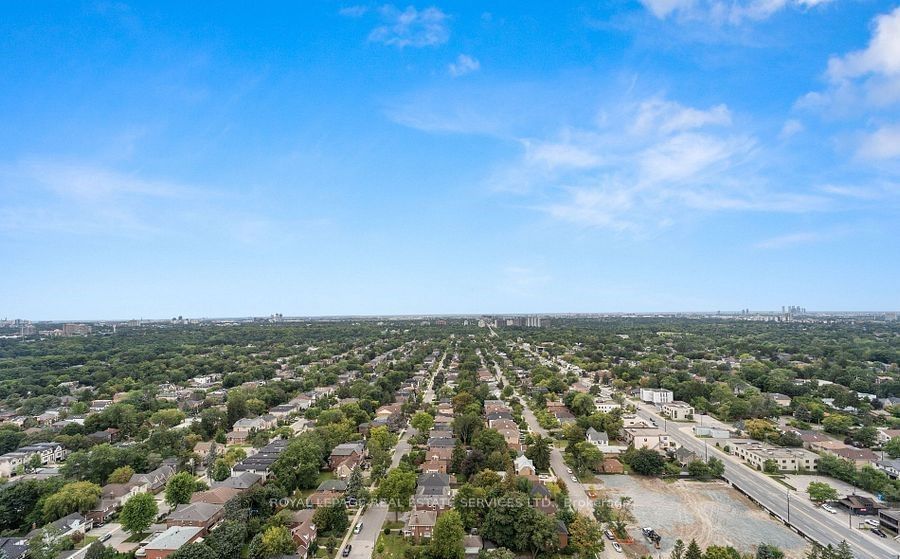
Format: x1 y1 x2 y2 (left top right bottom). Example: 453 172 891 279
329 442 365 470
191 486 242 505
413 472 453 513
463 535 483 558
211 471 262 491
166 502 225 535
0 537 28 559
876 459 900 479
290 509 318 559
141 526 203 559
27 513 93 539
514 454 536 476
0 442 68 477
404 510 437 543
769 393 792 407
130 464 176 494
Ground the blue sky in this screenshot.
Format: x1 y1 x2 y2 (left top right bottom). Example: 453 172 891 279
2 1 899 319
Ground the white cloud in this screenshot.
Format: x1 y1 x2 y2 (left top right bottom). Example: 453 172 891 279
339 5 369 17
827 8 900 81
753 231 824 249
633 98 731 135
779 119 804 138
476 96 834 232
368 5 449 48
857 124 900 160
448 54 480 77
639 0 832 24
801 7 900 112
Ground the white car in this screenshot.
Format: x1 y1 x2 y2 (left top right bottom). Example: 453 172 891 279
571 475 578 482
865 518 880 527
822 504 838 514
566 468 573 474
354 523 363 534
613 542 623 553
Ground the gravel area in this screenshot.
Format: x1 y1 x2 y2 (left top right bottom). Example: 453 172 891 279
595 475 809 558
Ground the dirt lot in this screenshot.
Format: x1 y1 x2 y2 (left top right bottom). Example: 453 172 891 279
594 475 809 558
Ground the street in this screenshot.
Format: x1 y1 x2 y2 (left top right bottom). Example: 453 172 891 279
342 351 443 559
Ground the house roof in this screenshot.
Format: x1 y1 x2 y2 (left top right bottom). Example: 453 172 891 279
586 427 608 443
145 526 202 550
406 510 437 527
168 502 223 522
418 472 451 487
317 479 348 492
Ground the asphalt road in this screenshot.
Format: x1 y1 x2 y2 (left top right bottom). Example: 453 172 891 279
343 353 443 559
635 403 900 559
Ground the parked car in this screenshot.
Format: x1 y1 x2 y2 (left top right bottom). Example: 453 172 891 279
822 504 838 514
613 542 623 553
865 519 879 527
99 533 112 543
571 475 578 482
354 523 363 534
566 468 573 474
342 545 352 557
604 530 615 541
872 528 887 538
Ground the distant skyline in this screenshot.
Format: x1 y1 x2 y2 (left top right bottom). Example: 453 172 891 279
2 2 899 319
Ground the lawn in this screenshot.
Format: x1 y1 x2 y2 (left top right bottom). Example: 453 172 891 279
75 535 98 549
124 532 149 543
374 533 422 559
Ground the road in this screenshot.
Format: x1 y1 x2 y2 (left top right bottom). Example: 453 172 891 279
634 402 899 559
484 353 593 517
343 352 444 559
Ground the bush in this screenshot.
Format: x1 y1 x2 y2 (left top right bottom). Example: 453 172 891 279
384 527 391 535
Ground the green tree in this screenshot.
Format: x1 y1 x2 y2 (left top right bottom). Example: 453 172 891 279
210 460 231 482
756 544 785 559
260 526 295 557
313 500 349 535
271 434 324 492
107 465 135 484
120 492 158 534
165 472 199 506
687 460 712 480
806 482 838 504
708 457 725 478
671 539 686 559
685 539 703 559
375 468 416 520
205 520 247 559
430 509 465 559
28 526 71 559
822 415 854 435
627 449 666 476
42 481 101 522
568 513 604 557
170 543 217 559
411 411 435 434
525 435 551 472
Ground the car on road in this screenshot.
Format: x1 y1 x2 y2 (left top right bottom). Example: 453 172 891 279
822 504 838 514
871 528 887 538
612 542 623 553
865 519 879 527
99 533 112 543
604 530 615 541
342 545 352 557
566 468 573 474
354 523 363 534
571 475 578 482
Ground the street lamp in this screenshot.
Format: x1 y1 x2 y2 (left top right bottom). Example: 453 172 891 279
786 489 791 524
